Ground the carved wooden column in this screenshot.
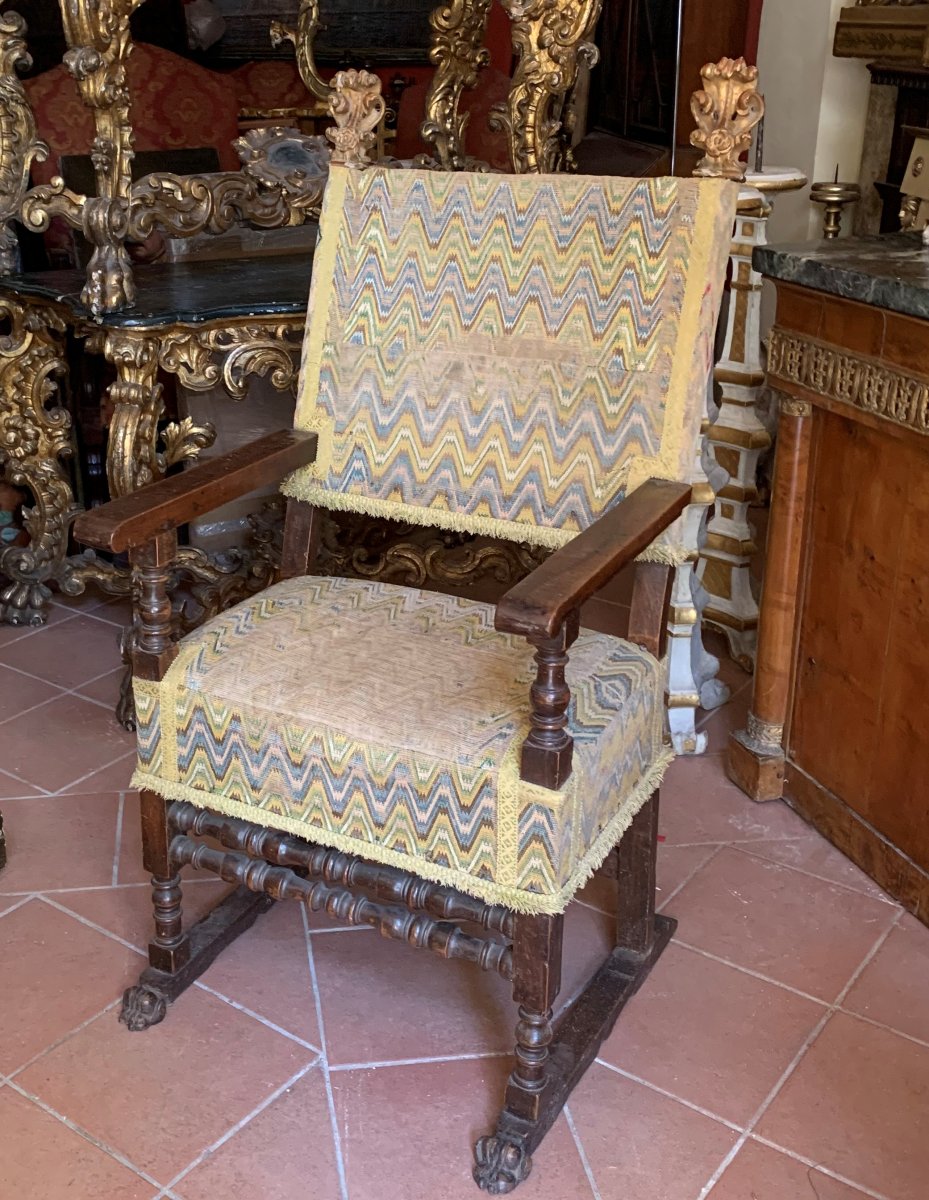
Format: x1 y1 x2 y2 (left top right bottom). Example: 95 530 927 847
664 58 766 754
698 164 807 670
727 393 813 801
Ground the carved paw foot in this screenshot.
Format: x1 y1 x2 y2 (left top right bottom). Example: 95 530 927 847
119 984 167 1032
472 1135 532 1194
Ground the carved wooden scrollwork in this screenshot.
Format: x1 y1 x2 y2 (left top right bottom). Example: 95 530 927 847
496 0 602 174
35 0 143 314
0 301 79 624
690 58 765 182
126 170 316 243
270 0 330 102
159 320 304 398
0 13 48 273
422 0 494 169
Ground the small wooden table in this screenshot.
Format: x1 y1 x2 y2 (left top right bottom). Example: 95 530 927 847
729 233 929 926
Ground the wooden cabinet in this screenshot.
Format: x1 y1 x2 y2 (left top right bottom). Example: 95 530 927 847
729 235 929 925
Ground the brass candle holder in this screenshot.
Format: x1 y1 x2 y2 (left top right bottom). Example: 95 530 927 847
810 180 862 239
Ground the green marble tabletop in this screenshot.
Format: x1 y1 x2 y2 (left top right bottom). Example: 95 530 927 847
0 253 315 327
754 233 929 322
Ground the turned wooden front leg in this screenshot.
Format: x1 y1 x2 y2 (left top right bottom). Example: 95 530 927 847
728 393 814 801
521 611 580 790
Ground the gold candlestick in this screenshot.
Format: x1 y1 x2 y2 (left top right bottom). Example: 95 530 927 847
810 180 861 239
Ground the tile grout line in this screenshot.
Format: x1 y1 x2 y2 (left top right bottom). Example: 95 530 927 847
657 844 726 914
191 981 325 1054
0 745 136 799
669 938 835 1007
38 893 148 958
693 678 752 731
731 842 900 906
3 1074 165 1192
0 768 54 797
695 909 905 1199
47 749 137 797
301 905 350 1200
0 894 35 920
0 654 125 711
37 894 332 1055
746 1132 893 1200
832 1004 929 1053
563 1104 603 1200
111 792 126 886
0 878 220 899
159 1057 322 1196
328 1050 510 1073
593 1059 743 1134
6 997 125 1082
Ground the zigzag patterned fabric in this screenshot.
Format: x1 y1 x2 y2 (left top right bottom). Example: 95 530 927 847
133 577 669 914
283 167 737 555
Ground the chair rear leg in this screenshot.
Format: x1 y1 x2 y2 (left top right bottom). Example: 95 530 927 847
473 912 563 1195
616 788 661 957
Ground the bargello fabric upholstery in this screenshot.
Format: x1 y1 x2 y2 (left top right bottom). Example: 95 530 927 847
134 169 738 912
132 577 669 914
282 168 737 560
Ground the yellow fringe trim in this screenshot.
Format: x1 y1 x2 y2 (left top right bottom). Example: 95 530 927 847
293 165 348 434
131 745 674 917
278 476 691 565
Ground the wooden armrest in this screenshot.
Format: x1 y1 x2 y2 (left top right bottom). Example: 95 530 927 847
495 479 691 639
73 430 318 554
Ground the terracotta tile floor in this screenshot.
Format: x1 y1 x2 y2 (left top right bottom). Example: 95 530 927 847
0 599 925 1199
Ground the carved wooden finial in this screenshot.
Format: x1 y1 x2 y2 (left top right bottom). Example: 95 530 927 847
690 57 765 182
326 70 385 168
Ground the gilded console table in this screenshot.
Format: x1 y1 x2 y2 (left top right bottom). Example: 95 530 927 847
729 232 929 925
0 256 308 624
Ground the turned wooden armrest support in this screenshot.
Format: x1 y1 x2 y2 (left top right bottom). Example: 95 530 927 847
495 479 689 791
495 479 691 640
72 431 318 554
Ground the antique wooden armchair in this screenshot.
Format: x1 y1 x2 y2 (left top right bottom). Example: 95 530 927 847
74 165 736 1190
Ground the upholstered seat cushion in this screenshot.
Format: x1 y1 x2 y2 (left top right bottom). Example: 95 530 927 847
132 576 671 914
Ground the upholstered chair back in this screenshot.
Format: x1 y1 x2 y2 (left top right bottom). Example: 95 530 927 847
284 167 737 558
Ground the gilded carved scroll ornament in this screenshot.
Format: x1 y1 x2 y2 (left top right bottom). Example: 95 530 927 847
0 302 77 624
422 0 494 170
159 320 304 399
270 0 330 101
0 13 47 272
496 0 601 174
690 57 765 181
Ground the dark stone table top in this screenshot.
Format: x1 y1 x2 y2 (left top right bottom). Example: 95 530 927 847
0 253 315 328
754 233 929 322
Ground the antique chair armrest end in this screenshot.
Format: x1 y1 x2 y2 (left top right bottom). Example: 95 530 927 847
73 430 318 554
495 479 691 640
